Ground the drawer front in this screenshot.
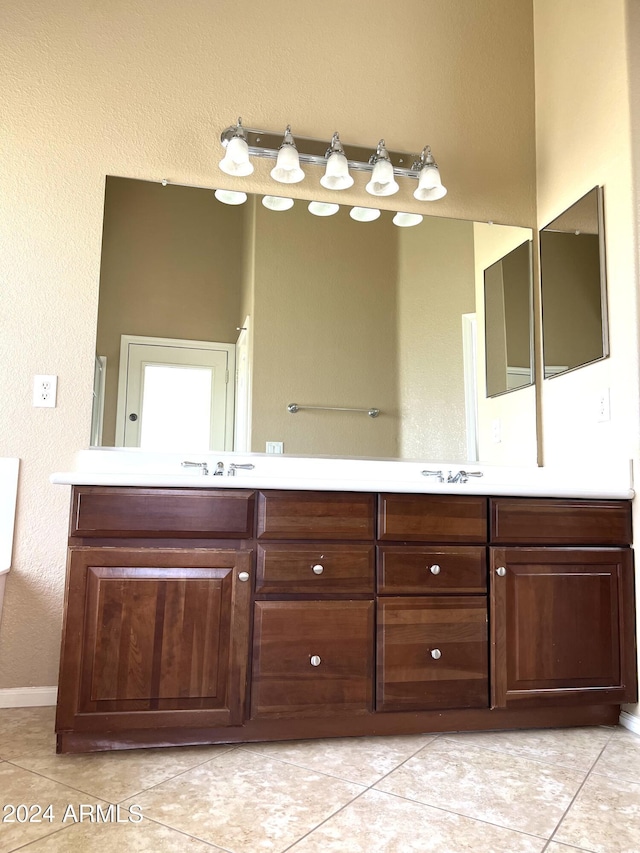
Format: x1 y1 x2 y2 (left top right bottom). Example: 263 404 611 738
70 487 255 538
377 596 488 712
378 546 486 594
378 494 487 543
490 498 632 545
251 600 374 717
256 544 375 594
257 491 375 541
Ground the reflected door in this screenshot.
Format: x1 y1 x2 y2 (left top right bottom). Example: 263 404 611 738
116 336 235 450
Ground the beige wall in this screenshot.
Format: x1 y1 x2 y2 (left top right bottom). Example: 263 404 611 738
0 0 535 689
97 178 245 444
397 218 476 460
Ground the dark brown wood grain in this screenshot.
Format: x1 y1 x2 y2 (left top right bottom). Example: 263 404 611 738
256 543 375 595
256 491 375 540
251 600 374 717
70 487 255 538
377 596 488 711
378 494 488 543
490 547 637 707
490 498 632 546
378 545 487 594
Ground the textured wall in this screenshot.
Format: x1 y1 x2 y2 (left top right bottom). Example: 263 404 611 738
0 0 536 688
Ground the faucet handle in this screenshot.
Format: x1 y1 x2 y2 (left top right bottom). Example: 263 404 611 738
228 463 255 477
181 461 209 476
421 469 444 483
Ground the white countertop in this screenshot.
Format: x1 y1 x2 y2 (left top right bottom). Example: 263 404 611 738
50 450 635 500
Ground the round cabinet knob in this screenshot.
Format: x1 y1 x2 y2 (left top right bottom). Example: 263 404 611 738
310 655 322 667
429 564 441 575
496 566 507 577
431 648 442 660
238 571 250 582
312 564 324 575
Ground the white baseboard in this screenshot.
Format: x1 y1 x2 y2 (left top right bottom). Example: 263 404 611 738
619 710 640 736
0 686 57 708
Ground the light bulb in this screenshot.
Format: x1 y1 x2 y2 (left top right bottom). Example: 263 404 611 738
219 135 253 177
392 212 423 227
349 206 381 222
308 201 340 216
214 189 247 205
262 195 294 211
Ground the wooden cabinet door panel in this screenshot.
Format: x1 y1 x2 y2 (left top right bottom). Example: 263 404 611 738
56 548 251 733
251 600 374 717
378 546 486 594
377 597 488 712
256 491 375 540
378 494 487 543
490 499 632 546
256 544 375 594
491 548 637 707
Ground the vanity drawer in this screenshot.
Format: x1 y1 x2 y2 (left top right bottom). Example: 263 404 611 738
256 544 375 594
490 498 632 546
378 494 487 543
257 491 375 541
70 487 255 539
378 546 486 594
377 596 488 712
251 600 374 717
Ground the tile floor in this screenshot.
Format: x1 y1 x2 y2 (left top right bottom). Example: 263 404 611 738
0 708 638 852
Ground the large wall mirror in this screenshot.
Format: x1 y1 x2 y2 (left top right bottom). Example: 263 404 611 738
92 176 535 463
540 186 608 379
483 241 534 397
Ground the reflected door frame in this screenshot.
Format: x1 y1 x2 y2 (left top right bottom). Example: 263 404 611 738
115 334 236 450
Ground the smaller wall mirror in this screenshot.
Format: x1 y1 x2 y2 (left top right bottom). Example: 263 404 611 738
484 240 534 397
540 186 608 379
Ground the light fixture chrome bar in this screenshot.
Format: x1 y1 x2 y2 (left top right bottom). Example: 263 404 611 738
220 125 420 177
287 403 380 418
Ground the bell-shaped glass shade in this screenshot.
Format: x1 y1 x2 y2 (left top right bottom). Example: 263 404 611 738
262 195 294 211
320 152 354 190
308 201 340 216
219 136 254 177
349 206 381 222
214 189 247 205
270 144 305 184
392 212 424 227
366 158 399 196
414 164 447 200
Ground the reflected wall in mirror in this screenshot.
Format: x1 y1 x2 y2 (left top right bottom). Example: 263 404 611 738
540 186 608 379
94 176 535 463
484 240 534 397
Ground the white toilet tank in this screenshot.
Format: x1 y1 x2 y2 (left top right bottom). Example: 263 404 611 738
0 459 19 631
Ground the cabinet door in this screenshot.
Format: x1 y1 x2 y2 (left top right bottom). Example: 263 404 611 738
377 597 488 712
251 600 374 718
56 547 252 735
491 548 637 707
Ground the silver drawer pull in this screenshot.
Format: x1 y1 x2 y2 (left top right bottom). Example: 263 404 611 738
496 566 507 577
312 564 324 575
310 655 322 666
429 564 441 575
238 571 250 582
431 648 442 660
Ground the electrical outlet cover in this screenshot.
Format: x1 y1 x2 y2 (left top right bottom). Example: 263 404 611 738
33 374 57 408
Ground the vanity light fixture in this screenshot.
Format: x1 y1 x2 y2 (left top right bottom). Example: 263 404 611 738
308 201 340 216
392 212 424 227
214 189 247 205
350 206 381 222
218 119 447 202
412 146 447 201
262 195 295 211
218 118 254 177
365 140 400 197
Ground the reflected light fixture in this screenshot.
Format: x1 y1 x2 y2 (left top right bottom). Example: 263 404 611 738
320 133 354 190
214 189 247 205
270 126 305 184
308 201 340 216
262 195 294 211
366 140 399 197
413 146 447 201
350 206 381 222
218 118 254 177
392 212 423 227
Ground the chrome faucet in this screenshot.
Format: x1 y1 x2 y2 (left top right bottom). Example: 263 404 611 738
447 470 484 484
228 463 255 477
181 461 209 476
421 469 444 483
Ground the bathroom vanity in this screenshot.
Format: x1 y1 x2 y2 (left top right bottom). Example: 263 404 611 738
52 464 638 753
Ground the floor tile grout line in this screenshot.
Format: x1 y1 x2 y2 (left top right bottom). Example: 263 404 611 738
539 737 612 853
3 823 74 853
105 811 236 852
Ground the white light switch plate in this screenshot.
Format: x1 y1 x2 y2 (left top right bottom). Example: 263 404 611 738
266 441 284 454
33 375 57 407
